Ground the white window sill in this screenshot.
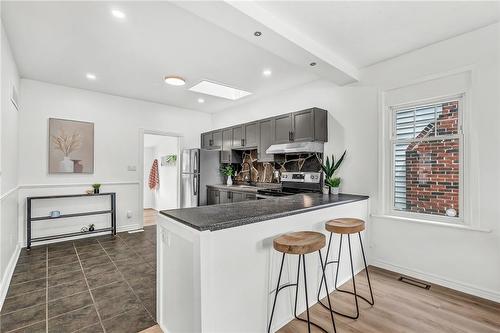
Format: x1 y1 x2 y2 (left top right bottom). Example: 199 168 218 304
370 214 491 233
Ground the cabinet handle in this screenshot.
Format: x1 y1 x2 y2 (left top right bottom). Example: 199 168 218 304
241 139 245 146
290 131 294 142
209 139 213 146
288 131 292 141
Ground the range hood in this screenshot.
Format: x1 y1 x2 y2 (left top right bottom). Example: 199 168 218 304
266 142 324 154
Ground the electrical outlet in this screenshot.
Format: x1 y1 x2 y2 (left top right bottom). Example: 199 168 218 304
126 210 132 218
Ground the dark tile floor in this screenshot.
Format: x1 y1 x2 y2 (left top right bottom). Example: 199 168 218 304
0 226 157 333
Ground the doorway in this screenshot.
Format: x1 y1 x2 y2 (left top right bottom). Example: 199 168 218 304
141 131 181 227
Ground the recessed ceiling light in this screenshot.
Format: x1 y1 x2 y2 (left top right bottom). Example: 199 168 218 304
164 76 186 86
189 80 252 101
310 62 317 67
86 73 96 80
197 98 205 104
254 31 262 37
262 69 272 77
111 9 126 19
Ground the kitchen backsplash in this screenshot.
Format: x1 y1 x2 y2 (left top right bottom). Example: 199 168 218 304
234 150 323 183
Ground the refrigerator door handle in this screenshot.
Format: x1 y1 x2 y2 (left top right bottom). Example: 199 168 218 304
193 174 198 196
193 150 198 174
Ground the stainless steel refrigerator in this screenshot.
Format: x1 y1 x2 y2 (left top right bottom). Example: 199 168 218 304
180 148 222 208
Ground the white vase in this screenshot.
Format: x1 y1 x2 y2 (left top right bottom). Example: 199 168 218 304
59 156 74 173
331 187 340 195
226 176 233 186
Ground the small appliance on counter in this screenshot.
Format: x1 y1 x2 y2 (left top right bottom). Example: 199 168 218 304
256 171 322 199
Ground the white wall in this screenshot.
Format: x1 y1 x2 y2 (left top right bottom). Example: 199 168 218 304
17 79 211 243
360 23 500 301
212 80 378 198
143 147 155 209
0 21 20 308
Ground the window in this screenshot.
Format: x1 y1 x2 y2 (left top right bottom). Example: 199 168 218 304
391 96 463 220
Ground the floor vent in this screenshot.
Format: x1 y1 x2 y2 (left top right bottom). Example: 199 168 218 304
398 276 431 290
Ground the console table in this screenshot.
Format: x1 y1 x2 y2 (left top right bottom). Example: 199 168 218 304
26 192 116 249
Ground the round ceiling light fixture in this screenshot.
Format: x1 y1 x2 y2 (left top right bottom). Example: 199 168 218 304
86 73 97 80
111 9 126 19
197 98 205 104
309 62 317 67
254 31 262 37
262 69 272 77
164 76 186 86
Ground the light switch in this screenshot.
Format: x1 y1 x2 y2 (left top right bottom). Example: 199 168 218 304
127 165 137 171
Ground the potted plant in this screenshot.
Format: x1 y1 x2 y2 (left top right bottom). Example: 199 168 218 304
326 177 341 195
321 150 346 194
92 183 101 194
220 165 235 186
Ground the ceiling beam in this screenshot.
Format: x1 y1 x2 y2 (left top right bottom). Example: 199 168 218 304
174 1 359 85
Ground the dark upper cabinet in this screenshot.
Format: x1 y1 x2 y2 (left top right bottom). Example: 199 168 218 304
244 122 259 148
292 109 315 142
232 125 244 148
221 128 232 163
201 130 222 150
200 107 327 157
201 132 212 150
258 118 275 162
274 113 293 144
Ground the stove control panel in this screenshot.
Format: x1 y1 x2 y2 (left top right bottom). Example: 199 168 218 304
281 172 321 183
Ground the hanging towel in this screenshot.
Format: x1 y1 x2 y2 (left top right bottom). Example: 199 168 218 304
148 159 159 190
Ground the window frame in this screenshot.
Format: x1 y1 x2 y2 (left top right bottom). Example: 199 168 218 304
387 94 465 224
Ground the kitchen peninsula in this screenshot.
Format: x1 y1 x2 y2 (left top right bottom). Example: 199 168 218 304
157 193 369 332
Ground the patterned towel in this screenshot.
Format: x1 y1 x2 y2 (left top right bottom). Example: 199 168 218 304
148 159 159 190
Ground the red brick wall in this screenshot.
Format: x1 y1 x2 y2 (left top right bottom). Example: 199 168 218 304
405 102 459 216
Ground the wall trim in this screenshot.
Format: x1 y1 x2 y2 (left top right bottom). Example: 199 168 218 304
0 186 19 200
371 259 500 303
18 181 140 189
0 244 21 310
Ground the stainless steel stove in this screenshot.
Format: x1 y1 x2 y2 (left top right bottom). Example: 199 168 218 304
257 172 322 199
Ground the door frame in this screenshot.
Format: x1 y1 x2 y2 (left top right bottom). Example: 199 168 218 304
139 129 183 229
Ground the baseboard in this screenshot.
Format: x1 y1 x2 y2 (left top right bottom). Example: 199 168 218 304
118 224 142 232
0 244 21 310
371 259 500 303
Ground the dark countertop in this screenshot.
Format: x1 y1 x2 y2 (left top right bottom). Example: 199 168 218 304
207 183 281 193
160 193 369 232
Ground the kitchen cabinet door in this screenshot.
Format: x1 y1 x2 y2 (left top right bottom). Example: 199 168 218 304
244 122 259 148
292 109 315 142
212 131 222 148
221 129 232 163
274 113 293 144
232 125 244 148
231 192 245 203
219 190 231 204
207 189 220 205
244 193 256 201
258 118 275 162
201 132 212 150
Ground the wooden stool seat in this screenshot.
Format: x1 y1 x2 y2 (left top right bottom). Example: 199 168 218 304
326 218 365 234
273 231 326 255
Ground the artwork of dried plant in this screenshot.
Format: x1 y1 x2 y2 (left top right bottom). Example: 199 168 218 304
51 129 81 157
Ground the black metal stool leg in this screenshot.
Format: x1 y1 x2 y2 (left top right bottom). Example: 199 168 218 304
359 232 375 305
319 250 337 333
268 253 285 333
347 234 360 319
302 255 312 333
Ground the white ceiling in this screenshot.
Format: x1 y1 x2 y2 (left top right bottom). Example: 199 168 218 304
1 1 317 113
2 1 499 113
257 1 500 68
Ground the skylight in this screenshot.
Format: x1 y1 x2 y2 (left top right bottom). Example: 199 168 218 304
188 81 252 101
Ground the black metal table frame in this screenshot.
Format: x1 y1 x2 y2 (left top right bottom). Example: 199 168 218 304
27 192 116 249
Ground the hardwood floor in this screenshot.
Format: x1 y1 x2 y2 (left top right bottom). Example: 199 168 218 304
144 209 157 226
140 324 163 333
278 266 500 333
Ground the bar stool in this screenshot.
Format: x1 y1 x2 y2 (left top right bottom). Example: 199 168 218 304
317 218 374 319
268 231 336 333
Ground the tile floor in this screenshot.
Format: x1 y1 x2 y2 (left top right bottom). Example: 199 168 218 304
0 226 157 333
